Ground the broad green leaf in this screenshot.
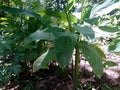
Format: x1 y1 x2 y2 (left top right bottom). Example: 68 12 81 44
33 48 56 72
79 41 103 78
46 10 78 23
108 38 120 54
45 27 66 39
53 32 78 41
24 29 55 43
24 27 76 44
55 35 76 68
65 0 75 12
0 5 40 18
46 26 77 40
74 25 95 39
90 0 120 17
93 44 106 61
99 26 120 32
103 61 117 68
44 27 64 33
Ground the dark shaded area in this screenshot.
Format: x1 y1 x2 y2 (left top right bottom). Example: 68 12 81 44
1 61 120 90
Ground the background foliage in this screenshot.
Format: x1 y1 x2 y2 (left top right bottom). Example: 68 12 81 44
0 0 120 89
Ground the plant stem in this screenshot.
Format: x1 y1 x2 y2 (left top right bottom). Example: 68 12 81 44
74 42 80 88
64 3 81 89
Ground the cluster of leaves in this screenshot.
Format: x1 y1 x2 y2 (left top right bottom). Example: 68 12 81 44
0 0 120 89
0 0 47 88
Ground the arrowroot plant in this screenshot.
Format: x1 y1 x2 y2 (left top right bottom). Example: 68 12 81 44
0 0 119 89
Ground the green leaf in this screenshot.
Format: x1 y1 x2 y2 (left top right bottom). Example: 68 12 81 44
108 38 120 54
46 10 78 23
24 29 55 43
24 27 76 44
11 0 23 6
0 5 40 18
33 48 56 72
91 0 120 17
55 35 76 68
54 32 78 41
85 17 100 25
81 5 92 23
79 41 103 78
103 61 117 68
99 26 120 32
44 27 64 33
74 25 95 39
65 0 75 12
93 44 106 60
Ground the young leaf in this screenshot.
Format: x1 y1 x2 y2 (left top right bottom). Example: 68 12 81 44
55 35 76 68
74 25 95 39
81 5 92 23
33 48 56 72
103 61 117 68
65 0 75 12
99 26 120 33
79 41 103 78
0 5 40 18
